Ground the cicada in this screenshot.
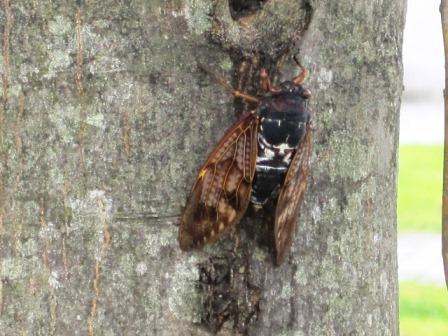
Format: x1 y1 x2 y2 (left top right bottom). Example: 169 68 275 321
178 57 312 265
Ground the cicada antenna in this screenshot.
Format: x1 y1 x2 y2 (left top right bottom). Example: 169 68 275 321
197 61 259 104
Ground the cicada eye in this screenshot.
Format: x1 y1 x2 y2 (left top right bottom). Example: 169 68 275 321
302 88 311 99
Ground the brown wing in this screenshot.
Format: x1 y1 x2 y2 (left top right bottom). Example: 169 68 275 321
274 124 312 264
178 112 259 250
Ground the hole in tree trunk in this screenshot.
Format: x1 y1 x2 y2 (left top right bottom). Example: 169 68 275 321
229 0 268 20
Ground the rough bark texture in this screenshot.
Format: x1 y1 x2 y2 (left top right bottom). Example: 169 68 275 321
0 1 404 335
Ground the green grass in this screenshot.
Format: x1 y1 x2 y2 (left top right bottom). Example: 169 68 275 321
400 282 448 336
398 147 447 334
397 145 443 232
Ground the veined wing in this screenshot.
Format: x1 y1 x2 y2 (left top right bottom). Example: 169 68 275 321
274 124 312 265
179 112 259 250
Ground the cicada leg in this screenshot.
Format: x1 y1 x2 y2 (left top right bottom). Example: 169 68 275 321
292 54 308 85
260 68 281 94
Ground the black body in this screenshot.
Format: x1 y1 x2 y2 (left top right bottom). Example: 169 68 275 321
251 81 310 209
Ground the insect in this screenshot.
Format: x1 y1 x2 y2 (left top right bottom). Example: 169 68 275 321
178 56 312 264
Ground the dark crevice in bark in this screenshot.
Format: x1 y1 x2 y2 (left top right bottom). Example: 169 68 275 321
195 2 315 333
199 254 261 335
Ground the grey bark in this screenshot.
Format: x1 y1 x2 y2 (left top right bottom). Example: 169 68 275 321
0 1 405 336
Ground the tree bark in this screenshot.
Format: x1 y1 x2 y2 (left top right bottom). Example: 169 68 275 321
0 1 405 335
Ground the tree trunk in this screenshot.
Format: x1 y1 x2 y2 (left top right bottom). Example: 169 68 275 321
0 1 405 335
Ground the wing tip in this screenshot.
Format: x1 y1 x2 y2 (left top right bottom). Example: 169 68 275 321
178 228 194 251
275 234 293 266
275 249 286 266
